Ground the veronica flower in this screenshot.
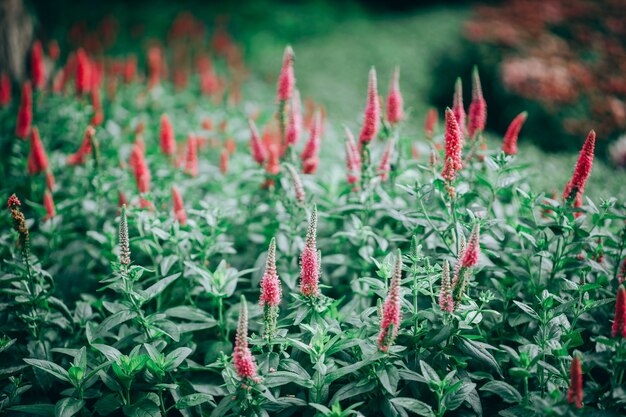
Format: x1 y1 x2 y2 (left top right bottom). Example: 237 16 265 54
220 148 229 174
359 68 380 144
286 89 302 146
467 67 487 139
171 186 187 226
67 126 95 166
441 108 463 187
378 250 403 352
27 127 49 175
567 356 583 409
249 119 267 165
344 127 361 186
452 78 465 139
386 67 403 124
118 204 131 265
461 224 480 268
612 285 626 338
301 111 322 174
439 261 454 313
43 191 55 221
300 207 319 297
31 41 45 90
502 112 528 155
76 48 91 95
260 238 281 341
424 108 438 140
233 296 258 380
285 163 305 205
131 146 150 193
563 130 595 202
7 194 29 256
0 73 11 106
377 139 394 182
16 81 33 139
160 114 176 156
184 135 198 177
277 46 295 102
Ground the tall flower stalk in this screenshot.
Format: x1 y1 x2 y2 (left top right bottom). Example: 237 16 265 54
300 206 320 298
260 238 282 343
233 296 258 381
378 250 403 352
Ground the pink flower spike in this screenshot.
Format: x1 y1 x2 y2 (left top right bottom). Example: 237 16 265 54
160 114 176 156
378 250 403 352
286 89 302 146
300 206 320 297
359 67 380 144
467 67 487 139
249 119 267 165
377 139 394 182
441 108 463 182
502 111 528 155
184 135 198 177
563 130 595 201
131 145 150 194
344 127 361 185
567 355 583 409
277 46 295 102
386 66 403 124
452 77 466 140
28 127 49 175
172 186 187 226
301 111 322 162
16 81 33 139
438 261 454 313
43 190 55 221
424 108 438 139
461 223 480 268
233 296 258 380
612 285 626 338
260 238 282 307
31 41 45 90
0 73 11 106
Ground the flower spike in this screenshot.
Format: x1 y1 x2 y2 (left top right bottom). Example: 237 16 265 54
359 67 380 144
300 206 320 297
467 66 487 138
233 296 258 380
378 250 403 352
502 111 527 155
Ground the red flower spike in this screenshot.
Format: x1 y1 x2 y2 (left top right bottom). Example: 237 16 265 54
249 119 267 165
265 144 280 176
260 238 282 307
43 191 55 221
233 297 258 380
91 89 103 126
31 41 45 89
612 285 626 338
300 207 319 297
461 224 480 268
16 81 33 139
76 48 91 95
344 127 361 186
184 135 198 177
48 40 60 61
118 191 128 208
67 126 95 166
452 77 465 139
359 68 380 144
0 73 11 106
171 186 187 226
220 148 229 174
567 356 583 409
45 171 55 191
277 46 295 102
563 130 596 201
378 250 403 352
160 114 176 156
124 56 137 83
502 111 527 155
301 111 322 170
131 145 150 194
386 67 403 124
424 108 438 139
467 67 487 139
147 46 162 89
441 108 463 182
27 127 49 175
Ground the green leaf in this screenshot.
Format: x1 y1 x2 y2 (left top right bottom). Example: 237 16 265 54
93 310 138 340
175 393 213 409
480 380 523 404
512 301 540 320
55 398 84 417
390 398 435 417
419 360 440 384
142 273 180 303
443 381 476 411
164 347 192 371
10 404 55 416
122 398 161 417
92 344 122 362
457 337 502 376
24 359 69 383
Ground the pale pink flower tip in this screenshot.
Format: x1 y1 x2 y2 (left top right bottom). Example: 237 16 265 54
386 67 403 124
43 190 55 221
160 114 176 156
184 135 198 177
286 89 302 146
502 111 527 155
233 297 258 380
377 139 394 181
172 186 187 226
441 108 463 182
452 77 466 139
260 238 282 307
301 111 322 173
438 261 454 313
300 207 320 297
378 250 403 352
344 127 361 185
249 119 267 165
467 67 487 139
277 45 295 102
359 68 380 144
